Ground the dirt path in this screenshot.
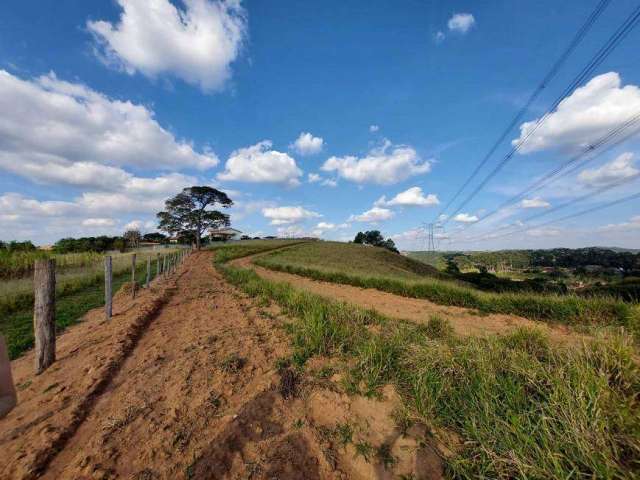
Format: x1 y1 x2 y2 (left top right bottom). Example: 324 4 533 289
1 251 446 480
38 251 337 479
233 256 583 342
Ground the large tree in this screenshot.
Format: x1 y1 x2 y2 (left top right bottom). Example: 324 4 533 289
353 230 399 253
157 186 233 250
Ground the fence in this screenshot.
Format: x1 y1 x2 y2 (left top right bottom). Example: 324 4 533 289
17 248 192 373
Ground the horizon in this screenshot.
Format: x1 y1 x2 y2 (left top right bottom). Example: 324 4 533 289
1 0 639 251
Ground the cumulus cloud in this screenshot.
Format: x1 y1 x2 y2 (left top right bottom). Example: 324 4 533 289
308 173 321 183
0 70 218 180
314 222 349 231
291 132 323 156
218 141 303 186
321 139 430 185
375 187 439 207
453 213 478 223
369 125 380 133
82 218 116 227
521 197 551 209
434 31 446 44
261 206 321 225
513 72 640 154
448 13 475 34
578 152 639 186
87 0 247 92
349 207 394 223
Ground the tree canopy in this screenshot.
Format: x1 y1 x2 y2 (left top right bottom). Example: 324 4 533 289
353 230 399 253
157 186 233 249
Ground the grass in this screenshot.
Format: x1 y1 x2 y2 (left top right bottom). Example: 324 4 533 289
0 250 116 280
0 250 182 359
255 242 639 334
207 239 307 263
257 241 448 280
214 248 640 479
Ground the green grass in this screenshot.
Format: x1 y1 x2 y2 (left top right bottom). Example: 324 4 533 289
255 243 639 334
208 239 307 264
215 251 640 479
258 241 449 280
0 250 182 359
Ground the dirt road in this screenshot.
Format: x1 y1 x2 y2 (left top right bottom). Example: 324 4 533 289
1 251 441 480
233 255 584 342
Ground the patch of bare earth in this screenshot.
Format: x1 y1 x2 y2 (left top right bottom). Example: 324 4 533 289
2 252 441 479
233 256 585 344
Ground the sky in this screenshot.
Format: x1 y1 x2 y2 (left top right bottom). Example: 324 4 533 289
1 0 639 251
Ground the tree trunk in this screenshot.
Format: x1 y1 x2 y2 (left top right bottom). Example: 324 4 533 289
196 228 201 250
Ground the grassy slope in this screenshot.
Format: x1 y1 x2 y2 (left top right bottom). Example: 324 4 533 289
214 244 640 479
258 241 450 280
256 241 639 333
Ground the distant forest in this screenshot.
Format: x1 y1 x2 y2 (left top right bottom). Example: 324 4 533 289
412 247 640 273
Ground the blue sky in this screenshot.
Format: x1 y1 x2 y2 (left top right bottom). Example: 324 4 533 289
1 0 639 250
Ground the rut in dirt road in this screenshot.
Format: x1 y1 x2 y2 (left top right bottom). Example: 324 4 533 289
41 251 335 480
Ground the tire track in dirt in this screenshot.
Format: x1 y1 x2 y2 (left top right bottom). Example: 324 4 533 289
232 255 585 343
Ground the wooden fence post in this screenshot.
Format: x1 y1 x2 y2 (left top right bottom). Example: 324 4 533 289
145 256 151 288
34 259 56 374
105 256 112 321
163 255 167 278
157 253 161 278
131 253 137 299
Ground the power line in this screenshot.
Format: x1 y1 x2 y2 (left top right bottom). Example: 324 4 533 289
454 189 640 244
442 2 640 225
454 112 640 232
435 0 613 221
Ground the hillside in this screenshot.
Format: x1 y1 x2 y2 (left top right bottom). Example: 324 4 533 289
258 241 451 281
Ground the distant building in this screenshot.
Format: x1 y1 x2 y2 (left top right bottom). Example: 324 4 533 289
209 227 242 242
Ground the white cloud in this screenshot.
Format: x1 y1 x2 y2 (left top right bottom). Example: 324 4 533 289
124 220 143 231
448 13 475 34
276 225 307 237
307 173 336 187
349 207 394 223
369 125 380 133
261 206 321 225
314 222 349 231
598 215 640 232
391 228 424 242
0 70 218 179
434 31 446 44
315 222 336 230
578 152 639 186
87 0 247 92
321 139 430 185
453 213 478 223
513 72 640 154
82 218 116 227
521 197 551 209
321 178 338 187
375 187 439 207
291 132 323 156
218 140 302 186
527 227 562 237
